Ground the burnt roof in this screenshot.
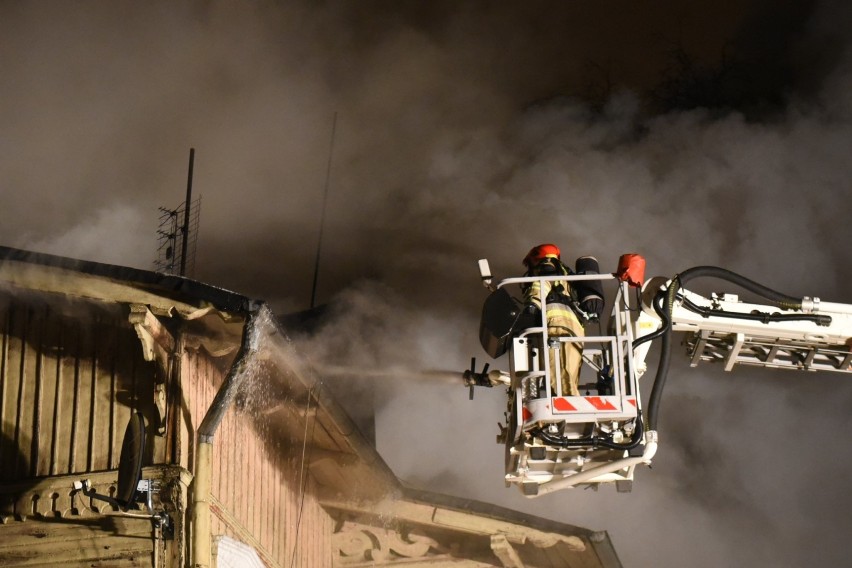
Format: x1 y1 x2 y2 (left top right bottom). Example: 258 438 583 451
0 245 257 314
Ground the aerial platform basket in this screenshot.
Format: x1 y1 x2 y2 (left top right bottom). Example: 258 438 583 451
472 263 657 497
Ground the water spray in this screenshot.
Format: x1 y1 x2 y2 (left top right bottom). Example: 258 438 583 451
313 364 464 385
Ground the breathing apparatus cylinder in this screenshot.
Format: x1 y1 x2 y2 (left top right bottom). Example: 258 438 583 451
574 256 605 319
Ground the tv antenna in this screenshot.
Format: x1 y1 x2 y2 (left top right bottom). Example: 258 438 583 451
155 148 202 277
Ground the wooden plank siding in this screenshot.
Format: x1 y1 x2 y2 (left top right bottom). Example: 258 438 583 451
0 294 165 568
0 295 159 484
2 292 338 566
180 344 335 567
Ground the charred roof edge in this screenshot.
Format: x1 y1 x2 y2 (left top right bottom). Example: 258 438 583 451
0 245 255 314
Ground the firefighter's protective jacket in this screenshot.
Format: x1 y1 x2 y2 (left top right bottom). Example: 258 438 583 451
523 260 584 395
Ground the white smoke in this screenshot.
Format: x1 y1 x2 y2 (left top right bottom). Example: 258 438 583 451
2 2 851 567
25 204 151 267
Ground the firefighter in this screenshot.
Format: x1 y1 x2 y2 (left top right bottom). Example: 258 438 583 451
521 244 585 396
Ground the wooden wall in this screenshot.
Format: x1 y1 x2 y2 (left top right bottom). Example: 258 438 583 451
0 292 166 568
0 293 159 484
0 290 336 567
179 337 335 568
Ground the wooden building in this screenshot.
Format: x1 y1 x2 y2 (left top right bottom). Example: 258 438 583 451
0 246 623 567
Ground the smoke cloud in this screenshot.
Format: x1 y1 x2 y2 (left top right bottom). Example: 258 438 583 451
3 1 851 566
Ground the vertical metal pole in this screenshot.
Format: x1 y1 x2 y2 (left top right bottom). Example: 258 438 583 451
310 113 337 309
180 148 195 277
191 441 212 568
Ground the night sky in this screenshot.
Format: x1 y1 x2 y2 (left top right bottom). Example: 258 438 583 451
3 2 852 566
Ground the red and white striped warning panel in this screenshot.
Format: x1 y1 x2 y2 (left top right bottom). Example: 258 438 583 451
551 396 636 413
523 396 638 423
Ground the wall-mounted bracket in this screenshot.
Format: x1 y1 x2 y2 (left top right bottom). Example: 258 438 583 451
129 304 176 434
72 479 173 540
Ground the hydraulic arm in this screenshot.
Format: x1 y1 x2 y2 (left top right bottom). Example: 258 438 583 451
638 274 852 375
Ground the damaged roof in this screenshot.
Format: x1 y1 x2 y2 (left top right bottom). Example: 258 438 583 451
0 245 257 315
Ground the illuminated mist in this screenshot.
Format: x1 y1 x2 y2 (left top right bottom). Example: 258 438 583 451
2 2 852 566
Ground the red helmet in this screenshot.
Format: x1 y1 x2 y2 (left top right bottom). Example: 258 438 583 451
523 243 561 268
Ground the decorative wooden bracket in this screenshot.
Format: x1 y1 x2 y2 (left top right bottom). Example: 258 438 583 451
491 534 525 568
129 304 177 435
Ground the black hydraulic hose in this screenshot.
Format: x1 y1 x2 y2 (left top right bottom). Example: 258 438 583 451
647 266 807 432
632 290 669 349
680 296 832 326
531 415 645 450
646 283 674 432
677 266 803 310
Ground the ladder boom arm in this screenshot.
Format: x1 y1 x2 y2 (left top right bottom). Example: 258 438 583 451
635 275 852 375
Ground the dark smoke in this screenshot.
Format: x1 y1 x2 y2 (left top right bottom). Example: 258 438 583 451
2 2 851 567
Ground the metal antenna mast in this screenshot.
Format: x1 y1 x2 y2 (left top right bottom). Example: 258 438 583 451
310 112 337 309
154 148 202 277
180 148 195 276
